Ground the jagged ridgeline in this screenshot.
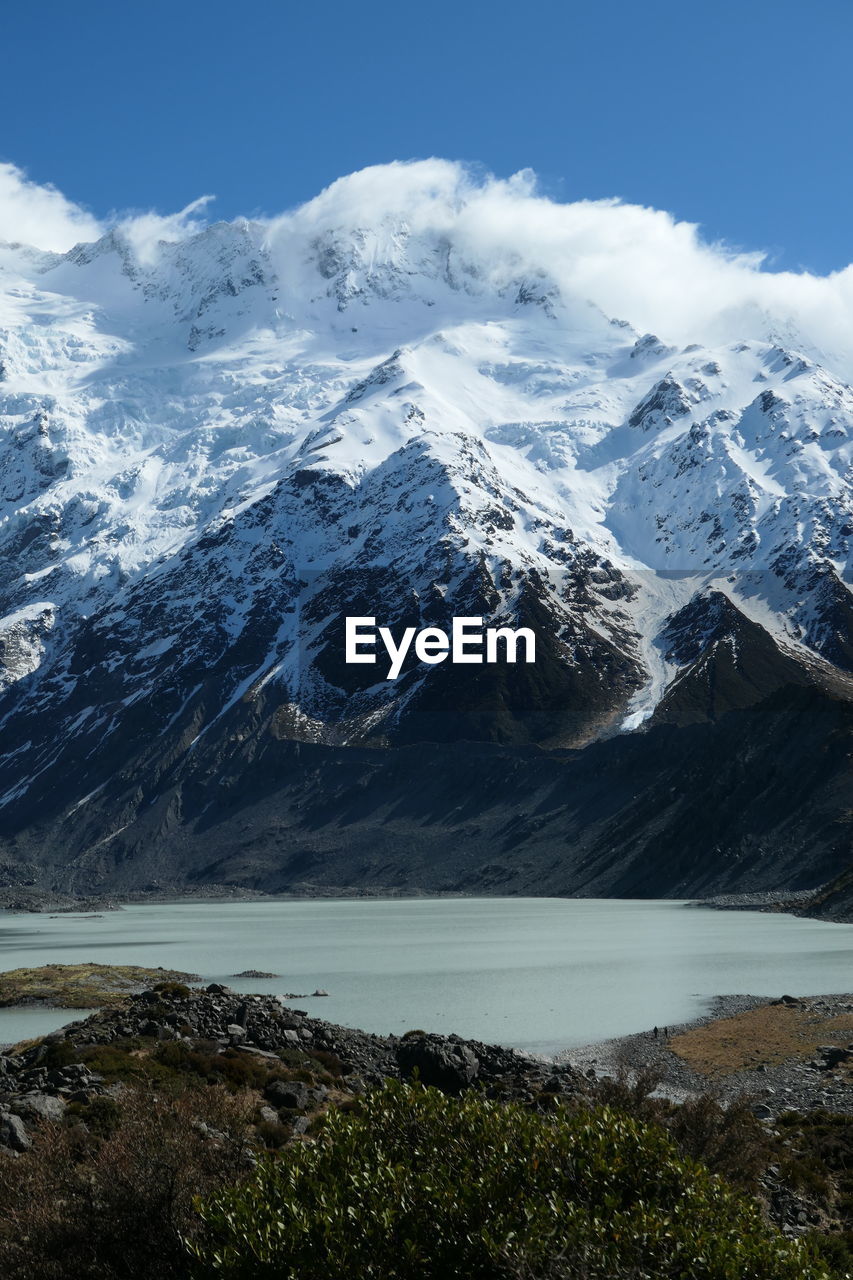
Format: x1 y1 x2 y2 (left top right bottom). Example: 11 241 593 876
0 171 851 904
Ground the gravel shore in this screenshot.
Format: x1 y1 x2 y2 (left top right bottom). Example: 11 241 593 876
556 992 853 1115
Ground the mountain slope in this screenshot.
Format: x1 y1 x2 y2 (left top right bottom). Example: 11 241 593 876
0 164 851 898
2 683 849 902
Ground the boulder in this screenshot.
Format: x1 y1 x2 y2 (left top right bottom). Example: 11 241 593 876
235 1045 280 1061
46 1064 97 1089
819 1046 852 1068
264 1080 310 1110
0 1112 30 1152
12 1092 66 1123
396 1036 479 1095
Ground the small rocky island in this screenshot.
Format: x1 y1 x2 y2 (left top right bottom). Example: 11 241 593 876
0 964 200 1009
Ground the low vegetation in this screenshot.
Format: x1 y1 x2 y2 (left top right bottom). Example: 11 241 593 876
3 979 853 1280
0 1056 850 1279
775 1111 853 1272
35 1033 341 1095
189 1079 831 1280
0 1084 253 1280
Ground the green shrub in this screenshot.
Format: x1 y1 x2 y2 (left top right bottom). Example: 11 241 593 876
189 1079 833 1280
68 1094 122 1139
304 1047 346 1077
154 982 193 999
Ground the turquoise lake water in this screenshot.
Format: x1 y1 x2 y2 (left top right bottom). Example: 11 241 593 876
2 898 852 1054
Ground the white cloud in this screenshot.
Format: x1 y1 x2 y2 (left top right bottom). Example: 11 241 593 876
0 162 102 252
267 161 853 366
265 159 853 369
7 156 853 373
119 195 215 266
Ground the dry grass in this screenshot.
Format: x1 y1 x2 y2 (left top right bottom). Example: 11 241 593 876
0 963 198 1009
0 1083 255 1280
671 1001 853 1077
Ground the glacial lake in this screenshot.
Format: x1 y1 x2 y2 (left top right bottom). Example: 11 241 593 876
2 898 853 1055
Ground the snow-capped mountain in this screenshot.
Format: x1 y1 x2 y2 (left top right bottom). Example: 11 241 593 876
0 165 851 899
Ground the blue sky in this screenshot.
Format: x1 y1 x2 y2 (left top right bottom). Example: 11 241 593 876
3 0 852 272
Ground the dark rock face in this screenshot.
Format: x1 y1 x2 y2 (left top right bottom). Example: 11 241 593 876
1 680 848 907
264 1080 314 1110
653 592 812 726
627 373 694 431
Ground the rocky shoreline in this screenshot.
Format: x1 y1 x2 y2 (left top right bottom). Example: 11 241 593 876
0 982 587 1156
5 979 853 1160
0 884 485 915
5 981 853 1254
3 883 851 923
558 991 853 1116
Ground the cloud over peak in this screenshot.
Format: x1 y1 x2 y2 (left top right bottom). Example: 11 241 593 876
0 162 103 252
268 159 853 367
4 157 853 373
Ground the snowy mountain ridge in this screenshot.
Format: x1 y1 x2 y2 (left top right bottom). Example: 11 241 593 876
0 166 851 868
